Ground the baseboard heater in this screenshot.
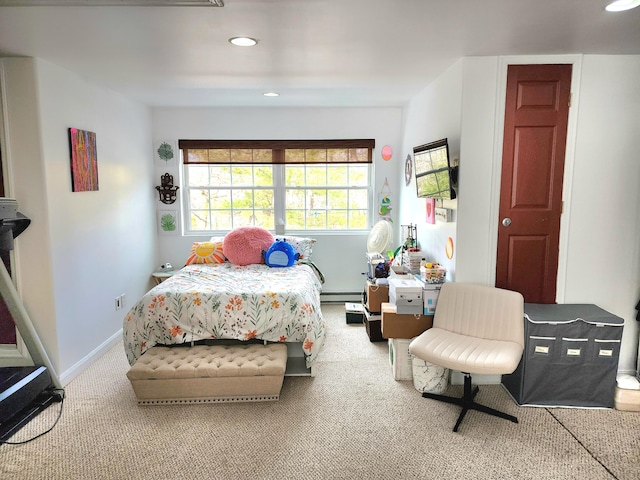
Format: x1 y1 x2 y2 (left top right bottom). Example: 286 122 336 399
320 291 362 303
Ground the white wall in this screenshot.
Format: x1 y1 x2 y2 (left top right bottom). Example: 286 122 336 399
0 58 157 382
563 55 640 371
152 107 403 295
455 57 501 285
399 60 462 278
1 52 635 384
455 55 640 374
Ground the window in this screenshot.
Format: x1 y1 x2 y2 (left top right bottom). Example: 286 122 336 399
179 139 374 234
185 162 275 231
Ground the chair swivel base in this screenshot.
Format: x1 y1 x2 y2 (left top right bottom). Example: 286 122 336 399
422 372 518 432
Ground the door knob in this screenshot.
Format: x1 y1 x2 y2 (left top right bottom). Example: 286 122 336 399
502 217 512 227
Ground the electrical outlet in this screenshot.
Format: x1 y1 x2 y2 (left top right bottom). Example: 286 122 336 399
120 294 126 308
115 296 122 310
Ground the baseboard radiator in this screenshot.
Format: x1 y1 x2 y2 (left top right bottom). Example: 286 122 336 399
320 291 362 303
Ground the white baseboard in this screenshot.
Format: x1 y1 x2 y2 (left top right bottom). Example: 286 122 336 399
617 368 637 377
59 329 122 386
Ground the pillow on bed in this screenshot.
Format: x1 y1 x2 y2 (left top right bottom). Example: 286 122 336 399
264 240 298 268
274 236 316 261
223 226 274 266
185 241 225 265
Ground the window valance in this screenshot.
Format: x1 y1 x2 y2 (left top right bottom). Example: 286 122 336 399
179 139 375 165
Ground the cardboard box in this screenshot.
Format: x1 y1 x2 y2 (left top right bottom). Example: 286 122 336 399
363 306 384 342
381 302 433 339
615 387 640 412
388 338 414 381
345 302 364 324
363 282 389 313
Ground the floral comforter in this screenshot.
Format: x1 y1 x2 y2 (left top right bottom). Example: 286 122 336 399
123 263 325 367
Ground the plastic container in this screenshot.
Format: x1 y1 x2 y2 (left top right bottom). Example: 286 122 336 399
388 338 413 381
420 266 447 284
411 356 449 394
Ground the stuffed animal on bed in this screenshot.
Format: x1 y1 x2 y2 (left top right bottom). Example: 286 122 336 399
264 240 298 268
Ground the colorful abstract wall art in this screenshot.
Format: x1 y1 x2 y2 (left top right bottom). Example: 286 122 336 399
69 128 98 192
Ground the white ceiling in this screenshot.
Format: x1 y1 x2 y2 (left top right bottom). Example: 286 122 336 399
0 0 639 107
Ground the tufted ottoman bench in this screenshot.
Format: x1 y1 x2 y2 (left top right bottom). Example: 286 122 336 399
126 343 287 405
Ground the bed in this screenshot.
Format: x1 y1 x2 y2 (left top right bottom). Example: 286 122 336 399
122 261 325 375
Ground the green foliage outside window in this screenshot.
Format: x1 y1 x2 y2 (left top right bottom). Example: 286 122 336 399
184 150 370 233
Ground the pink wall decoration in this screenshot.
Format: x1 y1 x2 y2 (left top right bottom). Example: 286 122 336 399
426 198 435 224
381 145 393 161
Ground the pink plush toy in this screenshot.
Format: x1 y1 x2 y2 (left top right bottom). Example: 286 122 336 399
223 226 275 266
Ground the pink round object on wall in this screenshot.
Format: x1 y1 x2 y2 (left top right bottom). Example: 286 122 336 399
381 145 393 161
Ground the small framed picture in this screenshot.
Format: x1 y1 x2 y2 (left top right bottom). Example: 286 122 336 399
435 207 453 223
69 128 99 192
158 210 178 235
155 139 176 167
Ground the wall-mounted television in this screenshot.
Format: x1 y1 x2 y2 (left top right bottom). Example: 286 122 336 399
413 138 456 200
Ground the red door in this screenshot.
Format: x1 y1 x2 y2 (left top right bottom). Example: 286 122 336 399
496 64 572 304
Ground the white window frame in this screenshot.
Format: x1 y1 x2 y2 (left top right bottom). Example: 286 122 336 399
182 162 373 235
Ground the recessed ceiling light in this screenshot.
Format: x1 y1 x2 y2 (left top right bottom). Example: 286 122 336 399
229 37 258 47
605 0 640 12
263 92 280 97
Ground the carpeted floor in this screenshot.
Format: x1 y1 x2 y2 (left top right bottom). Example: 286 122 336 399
1 303 638 480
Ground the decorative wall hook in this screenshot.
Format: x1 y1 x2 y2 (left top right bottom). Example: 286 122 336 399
156 173 179 204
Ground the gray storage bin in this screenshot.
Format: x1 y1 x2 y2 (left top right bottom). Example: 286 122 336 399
502 304 624 408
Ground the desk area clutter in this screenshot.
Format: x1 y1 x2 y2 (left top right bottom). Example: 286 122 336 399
346 252 637 412
348 254 448 394
349 220 638 412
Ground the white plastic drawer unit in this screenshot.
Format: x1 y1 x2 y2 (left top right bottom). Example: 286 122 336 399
502 303 624 408
389 291 423 315
422 284 442 315
388 277 422 293
388 277 424 315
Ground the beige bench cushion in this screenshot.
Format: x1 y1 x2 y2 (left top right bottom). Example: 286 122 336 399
127 344 287 405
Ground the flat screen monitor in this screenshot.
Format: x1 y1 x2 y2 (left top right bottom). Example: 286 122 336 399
413 138 456 200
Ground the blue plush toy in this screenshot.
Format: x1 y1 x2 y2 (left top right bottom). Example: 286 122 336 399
264 240 298 268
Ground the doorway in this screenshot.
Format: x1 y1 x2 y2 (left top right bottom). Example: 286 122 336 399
495 64 572 304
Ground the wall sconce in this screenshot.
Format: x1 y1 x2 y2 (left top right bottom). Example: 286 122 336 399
156 173 179 204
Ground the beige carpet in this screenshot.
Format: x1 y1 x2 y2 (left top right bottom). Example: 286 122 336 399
1 303 639 480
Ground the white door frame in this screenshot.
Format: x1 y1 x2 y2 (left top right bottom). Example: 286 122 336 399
488 54 583 304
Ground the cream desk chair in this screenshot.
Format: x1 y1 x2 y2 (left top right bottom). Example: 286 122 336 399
410 282 524 432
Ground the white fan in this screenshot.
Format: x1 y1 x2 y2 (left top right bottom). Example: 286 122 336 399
367 220 393 254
